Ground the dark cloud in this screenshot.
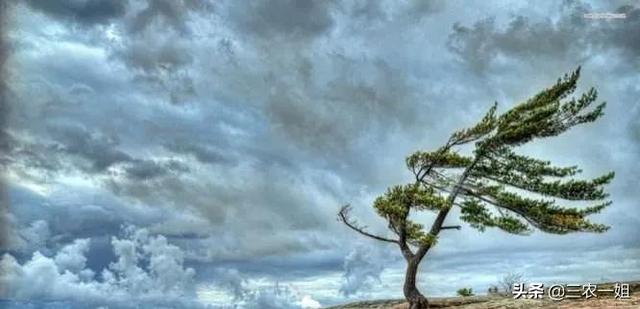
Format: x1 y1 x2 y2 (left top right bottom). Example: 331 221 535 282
110 33 196 105
602 4 640 61
405 0 445 20
345 0 387 22
108 0 211 105
447 15 589 73
164 141 231 165
227 0 335 40
49 124 132 173
0 0 8 153
3 1 640 307
0 181 9 251
7 186 148 251
128 0 213 34
0 0 11 263
23 0 128 26
7 124 193 199
447 1 640 73
336 0 446 33
118 39 193 74
124 159 189 180
5 129 192 192
243 53 423 159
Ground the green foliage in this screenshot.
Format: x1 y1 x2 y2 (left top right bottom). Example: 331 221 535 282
450 102 498 145
406 148 473 172
337 68 614 309
473 147 614 201
477 189 612 234
457 288 474 297
481 67 607 150
345 68 613 256
402 221 438 246
460 198 530 234
373 183 449 219
372 183 448 246
454 67 613 235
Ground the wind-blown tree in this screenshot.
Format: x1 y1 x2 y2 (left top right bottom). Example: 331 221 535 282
338 68 614 309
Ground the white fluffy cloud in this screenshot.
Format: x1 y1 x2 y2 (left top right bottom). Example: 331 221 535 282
199 267 326 308
1 224 324 309
0 226 202 308
299 295 322 309
240 284 322 309
340 244 393 297
5 219 51 254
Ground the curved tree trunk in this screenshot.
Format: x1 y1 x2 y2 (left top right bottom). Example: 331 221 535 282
404 259 429 309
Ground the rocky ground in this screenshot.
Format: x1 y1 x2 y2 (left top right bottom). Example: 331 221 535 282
326 295 639 309
326 282 639 309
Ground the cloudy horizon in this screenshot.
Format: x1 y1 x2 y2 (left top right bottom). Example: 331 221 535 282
0 0 639 308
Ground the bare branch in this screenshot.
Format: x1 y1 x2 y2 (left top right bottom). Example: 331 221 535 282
337 205 399 244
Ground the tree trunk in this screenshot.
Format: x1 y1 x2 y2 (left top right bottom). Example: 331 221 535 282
404 259 429 309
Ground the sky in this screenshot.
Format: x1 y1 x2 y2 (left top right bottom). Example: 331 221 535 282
0 0 639 308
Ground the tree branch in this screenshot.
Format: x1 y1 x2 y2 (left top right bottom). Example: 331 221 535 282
441 225 461 230
337 205 399 244
426 172 545 231
415 157 481 260
397 202 415 260
416 143 454 182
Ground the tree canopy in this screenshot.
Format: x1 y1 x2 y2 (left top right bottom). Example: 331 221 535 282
339 67 614 258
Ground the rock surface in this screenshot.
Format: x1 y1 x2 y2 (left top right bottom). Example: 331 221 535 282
326 282 640 309
326 295 639 309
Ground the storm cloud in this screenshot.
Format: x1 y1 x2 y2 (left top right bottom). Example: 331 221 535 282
23 0 128 26
448 1 640 73
1 0 639 308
